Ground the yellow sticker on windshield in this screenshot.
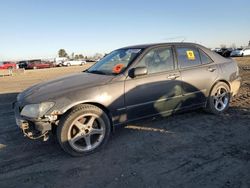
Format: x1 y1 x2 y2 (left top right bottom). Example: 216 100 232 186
186 50 195 60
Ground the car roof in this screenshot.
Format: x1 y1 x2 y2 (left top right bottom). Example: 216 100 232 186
119 42 204 50
119 42 228 63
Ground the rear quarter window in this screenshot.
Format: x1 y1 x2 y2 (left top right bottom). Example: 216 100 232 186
176 47 201 68
199 49 213 64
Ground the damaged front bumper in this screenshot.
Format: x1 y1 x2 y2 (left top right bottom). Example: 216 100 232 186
13 102 56 141
16 118 51 141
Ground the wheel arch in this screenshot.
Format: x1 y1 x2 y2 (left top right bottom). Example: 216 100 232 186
205 79 231 107
210 79 231 94
205 79 231 113
86 102 113 125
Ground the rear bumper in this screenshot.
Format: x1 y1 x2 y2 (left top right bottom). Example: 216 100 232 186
230 76 242 96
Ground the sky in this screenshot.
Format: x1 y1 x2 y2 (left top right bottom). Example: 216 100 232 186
0 0 250 61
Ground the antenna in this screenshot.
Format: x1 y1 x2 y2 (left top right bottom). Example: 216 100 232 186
181 37 186 42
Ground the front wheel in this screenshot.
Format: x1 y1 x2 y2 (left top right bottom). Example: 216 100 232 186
205 82 231 114
57 104 111 156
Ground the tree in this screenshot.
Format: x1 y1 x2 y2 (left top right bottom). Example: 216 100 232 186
220 44 226 48
78 54 84 59
94 53 103 60
230 43 236 49
58 49 68 57
75 54 79 60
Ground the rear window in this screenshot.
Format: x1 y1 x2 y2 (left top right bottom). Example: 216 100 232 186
176 47 201 68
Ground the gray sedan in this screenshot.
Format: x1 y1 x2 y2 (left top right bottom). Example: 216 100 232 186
14 43 241 156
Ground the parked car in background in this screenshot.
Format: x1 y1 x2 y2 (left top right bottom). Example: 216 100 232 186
215 48 233 57
14 42 241 156
62 60 86 66
26 60 53 69
17 61 28 69
0 61 17 69
242 47 250 56
86 58 96 62
54 57 68 67
230 48 243 57
230 47 250 57
211 48 221 53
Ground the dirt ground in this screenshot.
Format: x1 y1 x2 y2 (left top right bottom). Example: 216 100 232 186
0 59 250 188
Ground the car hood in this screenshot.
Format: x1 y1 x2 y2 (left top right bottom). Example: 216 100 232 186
18 72 114 103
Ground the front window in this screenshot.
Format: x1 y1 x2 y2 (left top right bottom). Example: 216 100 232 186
135 47 174 74
87 48 142 75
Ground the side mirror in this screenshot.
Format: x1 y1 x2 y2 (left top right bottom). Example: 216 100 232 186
129 67 148 78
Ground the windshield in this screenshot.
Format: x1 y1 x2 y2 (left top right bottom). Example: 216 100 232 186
87 48 142 75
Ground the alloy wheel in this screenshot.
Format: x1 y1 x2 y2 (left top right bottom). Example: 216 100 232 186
213 87 229 111
67 113 105 152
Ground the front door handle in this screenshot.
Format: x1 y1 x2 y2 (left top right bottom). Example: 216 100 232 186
167 75 180 80
208 67 216 72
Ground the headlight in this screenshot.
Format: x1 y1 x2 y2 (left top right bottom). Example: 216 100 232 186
21 102 55 118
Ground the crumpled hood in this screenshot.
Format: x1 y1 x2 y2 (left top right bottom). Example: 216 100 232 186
18 72 114 103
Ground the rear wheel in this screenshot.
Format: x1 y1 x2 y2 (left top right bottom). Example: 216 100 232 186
206 82 230 114
57 104 111 156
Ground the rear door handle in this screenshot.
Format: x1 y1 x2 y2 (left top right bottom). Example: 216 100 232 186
208 67 216 72
167 75 180 80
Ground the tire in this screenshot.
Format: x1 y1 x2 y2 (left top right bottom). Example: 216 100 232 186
7 66 13 70
67 63 71 67
205 82 231 114
57 104 111 157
